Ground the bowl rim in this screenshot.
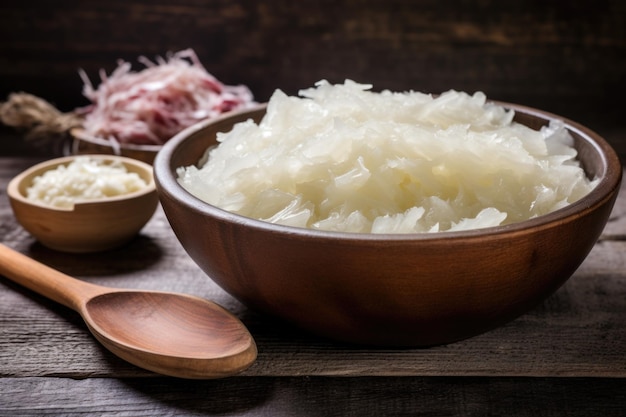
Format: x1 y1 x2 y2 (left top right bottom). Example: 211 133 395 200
8 154 157 212
154 102 622 242
70 127 164 152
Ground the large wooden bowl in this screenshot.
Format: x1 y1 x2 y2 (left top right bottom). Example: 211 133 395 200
8 155 159 253
154 103 622 346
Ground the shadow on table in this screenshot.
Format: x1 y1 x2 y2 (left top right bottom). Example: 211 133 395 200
119 374 626 416
24 233 164 277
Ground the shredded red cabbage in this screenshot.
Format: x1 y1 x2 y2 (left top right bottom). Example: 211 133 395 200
78 49 255 146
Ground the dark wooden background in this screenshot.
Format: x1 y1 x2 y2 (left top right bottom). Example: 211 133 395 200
0 0 624 158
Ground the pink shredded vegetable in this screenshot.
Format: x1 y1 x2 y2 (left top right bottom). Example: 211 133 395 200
78 49 255 146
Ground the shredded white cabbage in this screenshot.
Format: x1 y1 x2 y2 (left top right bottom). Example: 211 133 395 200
178 80 598 233
27 157 149 208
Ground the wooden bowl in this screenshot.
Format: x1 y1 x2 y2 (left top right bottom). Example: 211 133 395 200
8 155 159 253
70 128 161 165
154 104 622 346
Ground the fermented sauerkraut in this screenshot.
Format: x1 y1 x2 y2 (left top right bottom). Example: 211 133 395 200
27 157 148 208
177 80 598 233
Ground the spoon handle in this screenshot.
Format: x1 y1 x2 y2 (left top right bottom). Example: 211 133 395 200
0 243 105 311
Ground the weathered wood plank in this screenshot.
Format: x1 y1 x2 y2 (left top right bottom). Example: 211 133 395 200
1 376 625 417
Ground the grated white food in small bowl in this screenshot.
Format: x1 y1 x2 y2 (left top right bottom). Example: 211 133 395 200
177 80 598 233
27 156 149 209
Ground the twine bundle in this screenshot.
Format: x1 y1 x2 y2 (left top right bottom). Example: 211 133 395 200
0 92 83 154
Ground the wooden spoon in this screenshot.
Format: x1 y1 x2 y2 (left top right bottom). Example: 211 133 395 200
0 243 257 379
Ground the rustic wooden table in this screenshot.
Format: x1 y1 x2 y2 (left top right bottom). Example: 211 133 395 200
1 155 625 416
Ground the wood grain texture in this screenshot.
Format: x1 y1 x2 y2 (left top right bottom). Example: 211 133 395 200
0 2 624 408
1 1 625 159
6 156 159 253
1 156 626 414
0 243 258 379
1 157 626 380
0 376 625 416
3 239 624 379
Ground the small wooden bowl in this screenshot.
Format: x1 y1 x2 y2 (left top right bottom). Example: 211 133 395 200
70 128 161 165
8 155 159 253
154 104 622 347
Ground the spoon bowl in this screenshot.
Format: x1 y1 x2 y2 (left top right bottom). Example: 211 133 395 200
85 291 256 378
0 243 257 379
